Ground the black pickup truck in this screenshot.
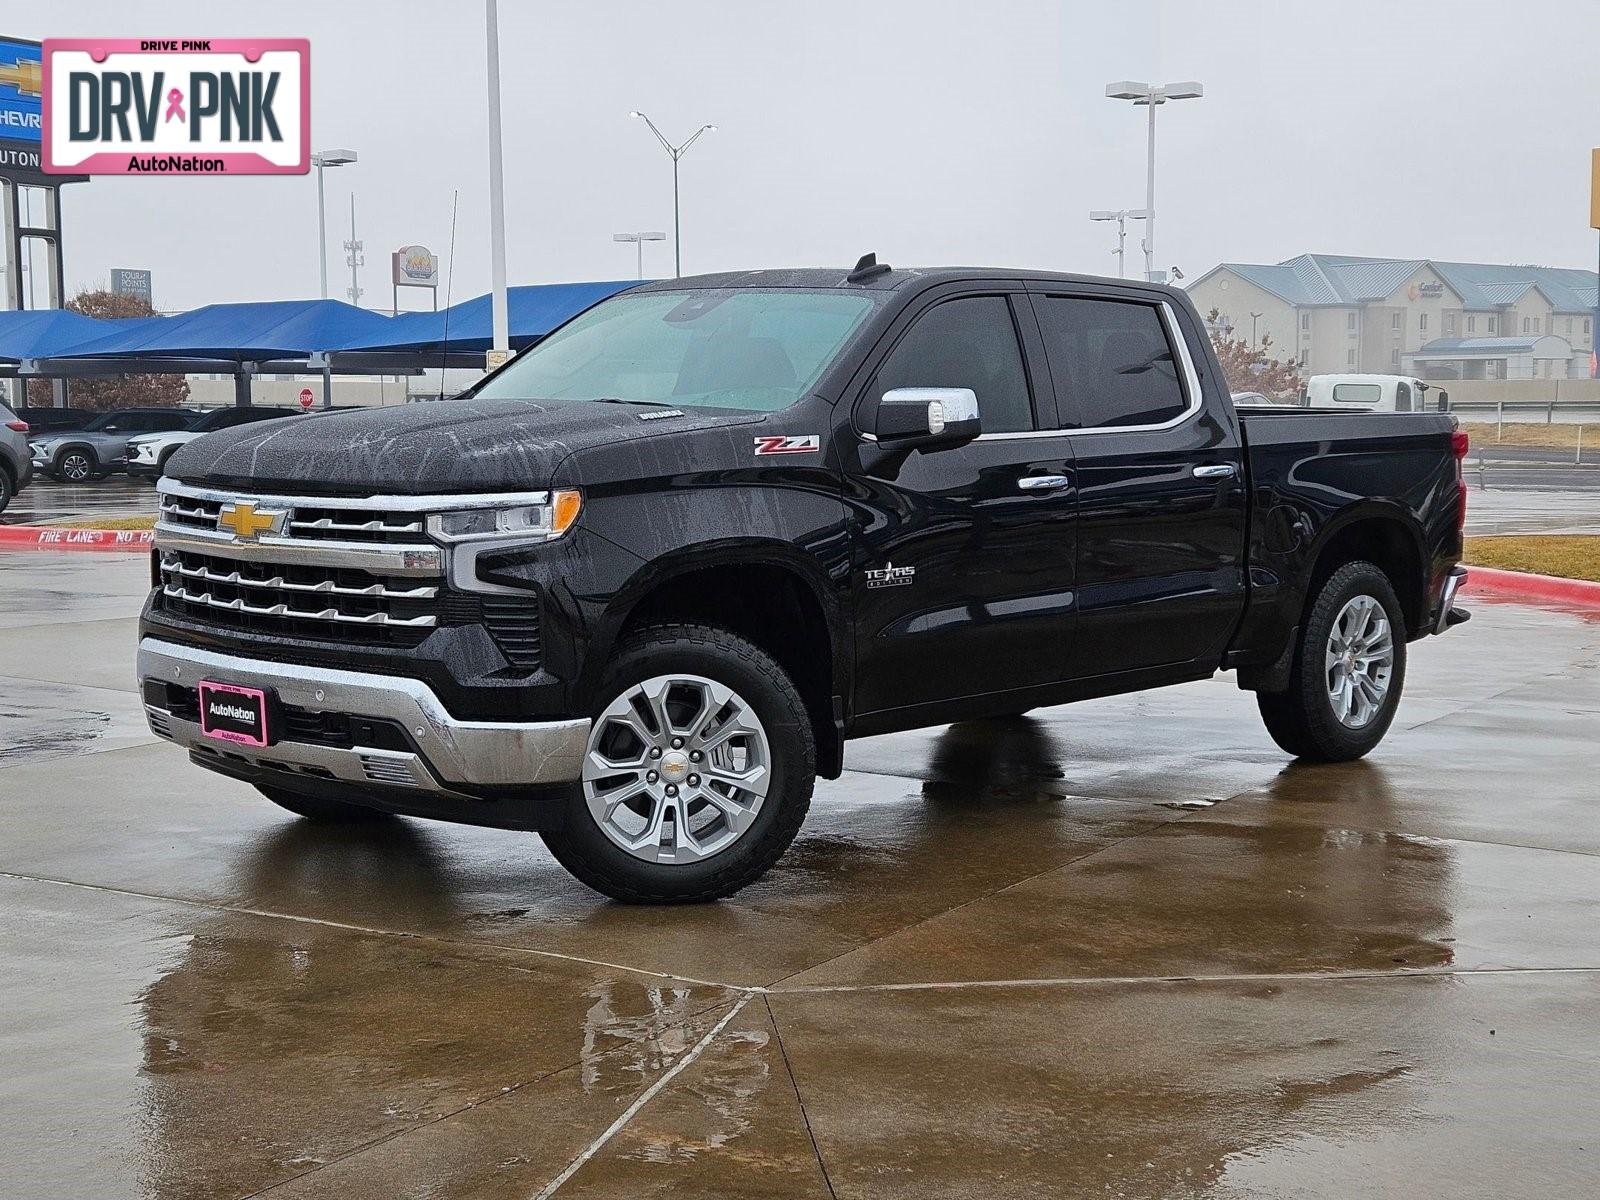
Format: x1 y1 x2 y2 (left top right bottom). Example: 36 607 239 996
138 261 1470 902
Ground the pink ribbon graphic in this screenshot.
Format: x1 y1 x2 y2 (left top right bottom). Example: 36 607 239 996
164 88 185 123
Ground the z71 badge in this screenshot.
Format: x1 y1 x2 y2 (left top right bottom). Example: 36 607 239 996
754 434 820 455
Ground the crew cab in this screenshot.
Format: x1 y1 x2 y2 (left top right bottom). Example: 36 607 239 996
138 262 1470 902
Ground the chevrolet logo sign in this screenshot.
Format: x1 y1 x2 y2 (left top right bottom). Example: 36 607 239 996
217 501 287 541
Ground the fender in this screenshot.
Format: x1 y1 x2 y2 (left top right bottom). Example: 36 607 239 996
581 536 849 706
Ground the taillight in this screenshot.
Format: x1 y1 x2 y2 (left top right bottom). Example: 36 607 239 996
1452 429 1469 531
4 420 26 433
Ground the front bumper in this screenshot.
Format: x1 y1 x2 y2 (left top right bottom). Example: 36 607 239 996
138 637 590 797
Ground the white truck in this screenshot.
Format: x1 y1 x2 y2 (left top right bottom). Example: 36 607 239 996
1304 374 1445 413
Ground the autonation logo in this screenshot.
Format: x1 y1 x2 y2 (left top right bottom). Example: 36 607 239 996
42 38 308 176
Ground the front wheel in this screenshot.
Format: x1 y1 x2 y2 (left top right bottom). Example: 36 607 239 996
54 449 97 484
1256 560 1407 762
0 469 12 514
540 622 815 903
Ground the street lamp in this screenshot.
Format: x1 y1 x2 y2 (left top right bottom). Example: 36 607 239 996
613 231 667 279
311 148 357 299
628 111 716 278
1104 80 1203 283
1089 208 1150 279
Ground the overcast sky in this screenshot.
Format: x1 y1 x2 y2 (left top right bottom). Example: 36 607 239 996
13 0 1600 311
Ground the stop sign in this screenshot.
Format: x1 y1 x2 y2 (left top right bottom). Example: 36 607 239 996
298 387 314 410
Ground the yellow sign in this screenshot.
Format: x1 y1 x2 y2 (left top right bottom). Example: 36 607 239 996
217 502 281 540
1592 148 1600 230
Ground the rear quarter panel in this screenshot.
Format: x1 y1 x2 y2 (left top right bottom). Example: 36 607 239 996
1235 409 1460 662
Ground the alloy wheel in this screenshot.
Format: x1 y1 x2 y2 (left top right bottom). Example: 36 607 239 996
59 453 92 482
582 673 771 864
1325 594 1394 729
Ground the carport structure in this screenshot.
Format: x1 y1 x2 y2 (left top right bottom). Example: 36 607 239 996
24 299 404 407
3 280 639 406
326 279 638 371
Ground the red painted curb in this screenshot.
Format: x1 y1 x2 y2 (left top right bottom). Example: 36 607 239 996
0 525 154 552
1462 564 1600 608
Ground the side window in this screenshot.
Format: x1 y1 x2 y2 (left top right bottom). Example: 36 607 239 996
148 412 190 432
1394 382 1413 411
1033 297 1189 430
874 296 1035 435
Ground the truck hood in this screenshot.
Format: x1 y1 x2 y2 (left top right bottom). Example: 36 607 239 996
165 397 762 495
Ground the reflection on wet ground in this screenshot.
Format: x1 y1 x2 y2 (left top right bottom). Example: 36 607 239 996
2 552 1599 1197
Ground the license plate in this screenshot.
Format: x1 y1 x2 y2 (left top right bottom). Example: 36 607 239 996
197 681 273 748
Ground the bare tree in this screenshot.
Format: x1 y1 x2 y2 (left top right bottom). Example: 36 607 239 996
1205 308 1304 402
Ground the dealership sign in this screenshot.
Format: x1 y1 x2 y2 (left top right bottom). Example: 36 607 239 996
42 38 308 175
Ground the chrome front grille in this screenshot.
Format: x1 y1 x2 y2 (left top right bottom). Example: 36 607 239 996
152 479 545 668
158 549 441 644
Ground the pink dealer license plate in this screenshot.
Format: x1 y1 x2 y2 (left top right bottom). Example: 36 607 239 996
197 680 272 748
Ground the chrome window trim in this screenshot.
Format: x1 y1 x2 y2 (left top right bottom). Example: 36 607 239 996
1002 299 1203 440
857 299 1207 444
158 476 553 513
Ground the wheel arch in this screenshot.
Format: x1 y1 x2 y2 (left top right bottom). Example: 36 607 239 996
588 540 847 778
52 441 100 473
1301 503 1427 638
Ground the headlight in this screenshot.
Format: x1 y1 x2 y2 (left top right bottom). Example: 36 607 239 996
426 489 582 544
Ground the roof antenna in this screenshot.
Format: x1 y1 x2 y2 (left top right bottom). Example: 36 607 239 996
848 252 891 283
436 189 458 400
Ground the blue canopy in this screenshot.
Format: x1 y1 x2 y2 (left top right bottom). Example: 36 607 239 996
333 281 640 354
50 299 398 362
0 310 159 363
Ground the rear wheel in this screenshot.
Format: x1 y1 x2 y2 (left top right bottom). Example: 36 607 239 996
0 468 12 514
54 449 96 484
540 622 814 903
1257 560 1407 762
254 783 395 823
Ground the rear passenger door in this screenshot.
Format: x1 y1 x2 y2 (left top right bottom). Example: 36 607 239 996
1027 287 1247 678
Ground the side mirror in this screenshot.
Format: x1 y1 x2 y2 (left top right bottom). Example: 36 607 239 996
875 387 981 449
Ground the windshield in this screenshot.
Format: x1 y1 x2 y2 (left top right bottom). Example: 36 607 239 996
473 288 877 412
81 411 120 432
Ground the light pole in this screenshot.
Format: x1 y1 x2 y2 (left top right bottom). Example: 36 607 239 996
613 231 667 279
1089 208 1150 279
311 148 357 299
628 112 716 277
484 0 510 365
1104 81 1203 283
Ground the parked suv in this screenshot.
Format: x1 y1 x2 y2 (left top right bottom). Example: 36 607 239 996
31 407 210 483
11 405 96 436
0 400 34 513
140 263 1469 902
128 406 301 480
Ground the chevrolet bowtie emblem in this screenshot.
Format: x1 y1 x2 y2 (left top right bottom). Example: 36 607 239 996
217 501 285 540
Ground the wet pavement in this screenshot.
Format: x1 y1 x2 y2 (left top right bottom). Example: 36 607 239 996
2 551 1599 1197
1 473 157 526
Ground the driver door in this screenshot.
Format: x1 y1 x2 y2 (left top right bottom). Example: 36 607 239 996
848 289 1078 717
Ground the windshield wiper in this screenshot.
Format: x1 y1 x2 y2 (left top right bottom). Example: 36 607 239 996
586 397 671 407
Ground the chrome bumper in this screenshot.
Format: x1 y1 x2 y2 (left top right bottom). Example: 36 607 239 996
137 637 589 795
1434 566 1469 635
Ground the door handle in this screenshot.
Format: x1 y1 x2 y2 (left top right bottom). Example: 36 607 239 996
1192 463 1238 480
1017 474 1071 491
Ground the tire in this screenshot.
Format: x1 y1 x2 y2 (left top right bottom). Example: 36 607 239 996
254 783 395 823
1257 560 1407 763
0 469 12 514
540 622 815 903
54 449 96 484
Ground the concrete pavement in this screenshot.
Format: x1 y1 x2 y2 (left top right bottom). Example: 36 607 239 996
2 551 1598 1198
